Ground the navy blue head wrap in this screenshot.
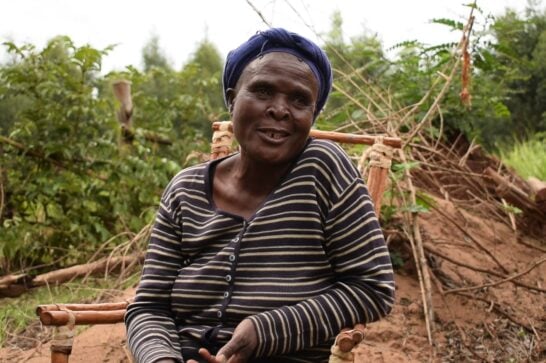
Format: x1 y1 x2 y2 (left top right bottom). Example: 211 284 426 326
223 28 333 121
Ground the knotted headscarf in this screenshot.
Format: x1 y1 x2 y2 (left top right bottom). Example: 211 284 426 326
223 28 333 121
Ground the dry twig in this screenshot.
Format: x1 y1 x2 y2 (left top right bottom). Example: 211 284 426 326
430 204 509 274
444 256 546 295
424 244 546 294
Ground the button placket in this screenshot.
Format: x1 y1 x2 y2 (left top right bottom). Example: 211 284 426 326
218 222 248 322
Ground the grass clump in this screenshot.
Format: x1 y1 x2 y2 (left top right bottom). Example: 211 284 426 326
500 133 546 180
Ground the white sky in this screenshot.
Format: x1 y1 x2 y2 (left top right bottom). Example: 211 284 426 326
0 0 533 73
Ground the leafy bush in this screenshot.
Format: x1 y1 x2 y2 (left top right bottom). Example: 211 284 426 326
0 37 216 273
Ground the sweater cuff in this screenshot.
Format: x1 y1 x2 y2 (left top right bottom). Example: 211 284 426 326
132 340 182 363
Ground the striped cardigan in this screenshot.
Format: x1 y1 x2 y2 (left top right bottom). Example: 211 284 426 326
125 139 395 363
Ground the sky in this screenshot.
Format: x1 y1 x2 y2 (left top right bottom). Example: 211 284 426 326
0 0 532 73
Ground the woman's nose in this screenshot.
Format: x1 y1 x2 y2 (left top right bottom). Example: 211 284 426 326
266 96 290 120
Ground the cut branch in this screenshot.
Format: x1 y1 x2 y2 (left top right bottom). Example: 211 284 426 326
484 167 545 219
32 253 144 287
0 253 144 298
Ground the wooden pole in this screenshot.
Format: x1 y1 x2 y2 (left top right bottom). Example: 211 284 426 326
51 351 70 363
49 312 75 363
113 80 133 143
39 309 126 326
211 122 402 148
367 167 389 215
37 301 131 315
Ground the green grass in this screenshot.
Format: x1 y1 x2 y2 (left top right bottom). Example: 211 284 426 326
500 134 546 180
0 273 140 347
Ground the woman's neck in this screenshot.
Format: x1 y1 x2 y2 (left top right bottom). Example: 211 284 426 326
212 153 295 220
228 153 292 195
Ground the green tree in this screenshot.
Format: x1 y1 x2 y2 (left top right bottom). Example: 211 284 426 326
178 38 225 136
321 10 389 131
142 34 171 72
490 3 546 137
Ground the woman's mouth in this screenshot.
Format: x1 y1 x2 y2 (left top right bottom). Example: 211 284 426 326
258 128 290 143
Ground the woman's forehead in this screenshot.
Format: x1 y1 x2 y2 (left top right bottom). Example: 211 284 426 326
239 52 317 85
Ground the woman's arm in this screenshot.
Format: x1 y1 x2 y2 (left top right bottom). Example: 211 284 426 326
125 189 185 363
246 178 395 358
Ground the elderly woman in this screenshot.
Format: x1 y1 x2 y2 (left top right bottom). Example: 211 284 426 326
125 28 395 363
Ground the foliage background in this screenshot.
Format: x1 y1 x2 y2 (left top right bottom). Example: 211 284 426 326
0 2 544 274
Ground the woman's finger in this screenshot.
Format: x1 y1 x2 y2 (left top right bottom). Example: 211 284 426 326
198 348 225 363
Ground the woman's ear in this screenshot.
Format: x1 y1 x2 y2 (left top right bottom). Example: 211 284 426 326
226 88 236 113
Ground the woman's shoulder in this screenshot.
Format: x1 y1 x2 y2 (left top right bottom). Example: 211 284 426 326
164 162 210 195
294 138 363 198
302 138 359 175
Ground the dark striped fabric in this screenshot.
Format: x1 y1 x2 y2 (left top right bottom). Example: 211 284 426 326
125 139 395 363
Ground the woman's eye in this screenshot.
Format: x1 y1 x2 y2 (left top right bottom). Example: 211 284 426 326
254 87 271 97
293 95 311 107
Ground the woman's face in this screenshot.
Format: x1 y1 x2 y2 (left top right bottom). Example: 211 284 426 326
227 52 319 166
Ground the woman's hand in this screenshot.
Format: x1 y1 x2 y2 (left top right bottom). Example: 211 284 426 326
217 319 258 362
187 319 258 363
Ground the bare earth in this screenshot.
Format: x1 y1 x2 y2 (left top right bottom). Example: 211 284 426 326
1 196 545 362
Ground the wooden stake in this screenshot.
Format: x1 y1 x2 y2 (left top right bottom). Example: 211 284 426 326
113 80 133 143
